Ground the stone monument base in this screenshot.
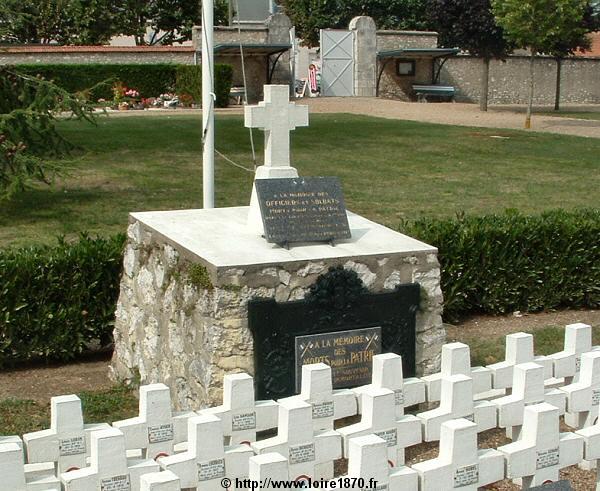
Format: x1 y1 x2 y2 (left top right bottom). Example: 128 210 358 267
109 207 445 410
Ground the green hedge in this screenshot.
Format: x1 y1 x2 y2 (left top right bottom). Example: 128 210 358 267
175 64 233 108
0 209 598 365
401 209 600 322
0 234 125 366
15 64 234 107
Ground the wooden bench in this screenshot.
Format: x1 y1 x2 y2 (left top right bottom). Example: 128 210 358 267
412 84 455 102
229 86 246 105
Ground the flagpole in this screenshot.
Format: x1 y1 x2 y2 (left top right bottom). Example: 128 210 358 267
202 0 215 209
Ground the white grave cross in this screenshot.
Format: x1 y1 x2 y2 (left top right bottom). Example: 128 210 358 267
338 387 421 466
560 351 600 430
201 373 278 445
140 471 180 491
549 323 597 383
339 434 418 491
487 332 553 390
245 85 309 169
576 425 600 490
23 394 110 474
249 453 289 489
417 374 496 442
353 353 426 417
0 442 61 491
252 397 341 481
159 414 253 491
497 402 584 488
61 427 159 491
113 383 192 460
412 419 504 491
294 363 357 432
421 342 492 402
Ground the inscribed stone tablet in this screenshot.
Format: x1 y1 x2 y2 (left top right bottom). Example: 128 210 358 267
255 177 351 244
295 327 382 391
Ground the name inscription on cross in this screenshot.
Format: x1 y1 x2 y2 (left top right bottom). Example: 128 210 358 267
244 85 309 234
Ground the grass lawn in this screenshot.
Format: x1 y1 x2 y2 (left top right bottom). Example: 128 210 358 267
1 321 597 435
539 111 600 120
0 113 599 247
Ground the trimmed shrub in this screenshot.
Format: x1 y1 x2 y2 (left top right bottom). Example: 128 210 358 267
175 64 233 107
0 234 125 366
16 64 234 107
400 209 600 322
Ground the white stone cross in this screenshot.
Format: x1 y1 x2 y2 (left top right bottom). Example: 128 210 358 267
245 85 309 169
201 373 279 445
339 434 418 491
252 397 341 481
140 471 180 491
421 342 492 402
249 453 289 488
293 363 357 432
112 383 193 460
560 351 600 430
23 394 110 474
417 374 496 442
337 386 421 466
61 427 159 491
0 441 61 491
353 353 426 418
497 402 584 488
412 418 504 491
549 323 597 383
487 332 553 390
158 414 253 491
575 424 600 489
492 362 566 440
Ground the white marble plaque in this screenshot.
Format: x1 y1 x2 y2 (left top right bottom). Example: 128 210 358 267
100 474 131 491
374 428 398 448
312 401 334 419
59 436 86 456
453 464 479 488
536 447 560 470
148 423 174 444
232 412 257 431
198 458 226 481
289 442 316 464
592 389 600 406
394 389 405 406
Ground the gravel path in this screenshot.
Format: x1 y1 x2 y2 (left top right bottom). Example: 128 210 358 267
110 98 600 138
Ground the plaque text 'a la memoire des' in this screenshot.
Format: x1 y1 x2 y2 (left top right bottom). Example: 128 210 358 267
255 177 351 244
295 327 382 391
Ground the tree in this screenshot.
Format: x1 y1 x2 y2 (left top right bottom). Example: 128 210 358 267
429 0 512 111
492 0 589 128
279 0 433 47
117 0 229 45
0 68 96 199
549 3 598 110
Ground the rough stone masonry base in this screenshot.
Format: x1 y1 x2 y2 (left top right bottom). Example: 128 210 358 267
109 208 445 410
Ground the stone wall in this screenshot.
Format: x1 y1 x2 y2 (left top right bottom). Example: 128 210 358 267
378 59 434 101
376 31 438 51
440 55 600 105
110 219 445 411
0 47 194 65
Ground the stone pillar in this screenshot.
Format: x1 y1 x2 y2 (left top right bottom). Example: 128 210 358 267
349 16 377 97
266 13 293 86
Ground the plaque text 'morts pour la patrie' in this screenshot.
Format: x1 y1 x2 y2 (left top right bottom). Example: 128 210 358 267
255 177 351 244
295 327 382 391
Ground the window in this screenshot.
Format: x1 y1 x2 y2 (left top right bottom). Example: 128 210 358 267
396 60 416 77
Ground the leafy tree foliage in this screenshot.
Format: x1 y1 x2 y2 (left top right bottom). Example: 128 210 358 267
429 0 512 111
0 0 229 45
279 0 433 47
492 0 589 127
0 68 96 199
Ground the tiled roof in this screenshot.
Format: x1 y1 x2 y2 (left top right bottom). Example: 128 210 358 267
0 45 194 53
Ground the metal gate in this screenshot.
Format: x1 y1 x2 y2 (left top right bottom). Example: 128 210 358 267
320 29 354 97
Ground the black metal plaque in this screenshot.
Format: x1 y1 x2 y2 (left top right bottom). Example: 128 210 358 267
295 327 382 392
530 481 573 491
255 177 351 244
248 267 419 400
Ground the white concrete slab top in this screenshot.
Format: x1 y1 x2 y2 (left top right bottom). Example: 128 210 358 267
130 206 437 269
